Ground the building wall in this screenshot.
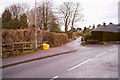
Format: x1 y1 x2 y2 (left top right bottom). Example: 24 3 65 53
91 31 120 42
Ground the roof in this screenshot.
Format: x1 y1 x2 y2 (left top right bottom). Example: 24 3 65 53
92 24 120 32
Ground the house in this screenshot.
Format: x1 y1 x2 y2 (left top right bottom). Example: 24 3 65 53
91 23 120 41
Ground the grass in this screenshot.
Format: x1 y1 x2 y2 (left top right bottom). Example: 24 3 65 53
2 50 34 58
17 50 34 55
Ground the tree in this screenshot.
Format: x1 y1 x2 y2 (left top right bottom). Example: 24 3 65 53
29 0 60 32
2 9 12 29
27 9 35 28
59 2 83 34
71 3 83 34
9 3 28 19
2 3 29 29
37 0 56 30
20 13 28 29
83 27 87 33
49 17 62 33
59 2 73 33
11 18 21 29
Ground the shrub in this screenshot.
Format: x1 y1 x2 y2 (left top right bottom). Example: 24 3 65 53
83 33 93 42
43 31 68 47
72 32 82 39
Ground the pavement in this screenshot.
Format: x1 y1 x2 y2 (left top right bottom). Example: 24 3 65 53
2 37 81 68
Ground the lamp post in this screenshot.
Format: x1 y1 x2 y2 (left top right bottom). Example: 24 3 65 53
34 0 38 50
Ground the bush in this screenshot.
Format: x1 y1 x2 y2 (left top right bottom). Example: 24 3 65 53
83 33 93 42
2 29 68 57
72 32 82 39
43 31 68 47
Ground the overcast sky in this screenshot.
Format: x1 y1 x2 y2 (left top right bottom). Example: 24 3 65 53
0 0 119 29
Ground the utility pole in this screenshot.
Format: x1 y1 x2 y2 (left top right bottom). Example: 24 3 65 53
34 0 38 50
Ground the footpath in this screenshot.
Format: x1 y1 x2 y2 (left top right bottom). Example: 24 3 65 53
2 37 81 68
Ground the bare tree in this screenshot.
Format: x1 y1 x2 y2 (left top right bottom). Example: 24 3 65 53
36 0 54 30
71 3 83 33
59 2 83 34
8 3 29 19
27 9 35 28
59 2 74 33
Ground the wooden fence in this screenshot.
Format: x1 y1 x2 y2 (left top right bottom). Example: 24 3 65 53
2 41 42 53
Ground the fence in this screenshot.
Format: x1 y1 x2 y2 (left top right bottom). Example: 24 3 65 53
2 41 42 57
2 41 42 53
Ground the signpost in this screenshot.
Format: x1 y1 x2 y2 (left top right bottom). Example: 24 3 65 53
34 0 38 50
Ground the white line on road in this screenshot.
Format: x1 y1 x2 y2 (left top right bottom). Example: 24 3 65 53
109 47 118 52
109 49 113 51
68 58 92 71
53 76 58 79
109 48 116 52
50 76 58 80
68 52 107 71
113 48 118 50
113 45 116 46
95 52 106 58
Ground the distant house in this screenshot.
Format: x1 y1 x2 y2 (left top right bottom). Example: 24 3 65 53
83 27 91 34
77 28 82 33
91 23 120 41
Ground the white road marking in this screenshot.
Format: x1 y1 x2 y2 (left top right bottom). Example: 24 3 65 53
50 76 58 80
113 45 116 46
68 51 107 71
109 49 113 51
95 52 106 57
53 76 58 79
109 48 118 52
114 48 118 50
68 58 92 71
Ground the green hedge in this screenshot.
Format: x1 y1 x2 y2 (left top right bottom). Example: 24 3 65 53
83 33 94 42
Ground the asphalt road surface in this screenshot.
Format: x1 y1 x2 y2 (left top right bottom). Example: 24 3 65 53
2 39 118 78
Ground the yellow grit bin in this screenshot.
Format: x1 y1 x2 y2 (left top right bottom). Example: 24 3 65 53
42 43 50 50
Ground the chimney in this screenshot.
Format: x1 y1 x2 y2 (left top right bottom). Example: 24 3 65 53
103 22 106 26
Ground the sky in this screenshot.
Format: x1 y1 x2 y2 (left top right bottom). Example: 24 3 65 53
0 0 119 29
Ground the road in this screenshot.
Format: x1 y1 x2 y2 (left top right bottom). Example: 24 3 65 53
2 38 118 78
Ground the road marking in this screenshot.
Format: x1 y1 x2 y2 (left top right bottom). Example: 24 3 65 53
113 45 116 46
95 52 106 57
109 50 113 51
68 58 92 71
50 76 58 80
114 48 118 50
53 76 58 79
109 48 118 52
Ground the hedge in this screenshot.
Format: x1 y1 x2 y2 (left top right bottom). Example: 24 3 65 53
2 29 68 57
